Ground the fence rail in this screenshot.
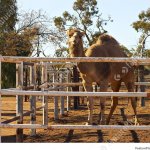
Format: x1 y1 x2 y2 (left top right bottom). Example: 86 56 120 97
0 56 150 143
0 124 150 130
39 82 150 88
1 89 150 97
1 56 150 64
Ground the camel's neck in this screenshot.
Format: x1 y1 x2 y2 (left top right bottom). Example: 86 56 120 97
70 43 85 57
74 44 89 73
69 43 88 73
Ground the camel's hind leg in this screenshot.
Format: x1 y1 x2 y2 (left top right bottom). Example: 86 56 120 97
99 81 109 125
125 82 139 125
106 81 121 125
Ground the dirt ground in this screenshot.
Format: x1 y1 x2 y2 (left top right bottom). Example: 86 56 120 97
1 96 150 143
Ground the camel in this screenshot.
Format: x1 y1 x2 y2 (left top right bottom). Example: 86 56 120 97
66 28 139 125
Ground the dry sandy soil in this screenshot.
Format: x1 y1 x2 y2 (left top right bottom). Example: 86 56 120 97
1 96 150 143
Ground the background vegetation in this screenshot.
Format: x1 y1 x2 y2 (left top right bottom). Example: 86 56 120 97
0 0 150 87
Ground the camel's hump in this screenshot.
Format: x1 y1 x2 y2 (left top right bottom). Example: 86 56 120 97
96 34 119 45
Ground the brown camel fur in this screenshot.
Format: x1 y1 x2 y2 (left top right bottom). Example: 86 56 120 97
66 28 139 125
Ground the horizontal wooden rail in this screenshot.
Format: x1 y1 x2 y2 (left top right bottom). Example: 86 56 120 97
48 125 150 130
1 56 150 64
1 89 150 97
2 105 45 124
40 82 150 88
40 82 82 88
0 124 149 130
0 124 46 129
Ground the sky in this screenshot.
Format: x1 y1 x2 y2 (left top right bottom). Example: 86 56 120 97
17 0 150 56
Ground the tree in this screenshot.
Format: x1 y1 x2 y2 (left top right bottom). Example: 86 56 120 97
132 8 150 106
54 0 112 49
16 10 65 57
132 8 150 57
0 27 38 56
0 8 64 87
0 0 18 88
0 0 17 32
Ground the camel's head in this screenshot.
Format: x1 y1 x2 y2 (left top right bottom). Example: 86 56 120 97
66 28 85 57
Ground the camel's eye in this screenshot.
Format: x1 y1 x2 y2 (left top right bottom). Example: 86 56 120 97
69 34 73 38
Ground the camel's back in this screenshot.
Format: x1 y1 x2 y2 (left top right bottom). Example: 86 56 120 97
85 34 134 83
86 34 127 57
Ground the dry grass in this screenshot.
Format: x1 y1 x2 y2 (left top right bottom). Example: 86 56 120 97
1 96 150 143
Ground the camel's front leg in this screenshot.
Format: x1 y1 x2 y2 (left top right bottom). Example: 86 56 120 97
99 81 108 125
82 81 93 125
87 96 94 125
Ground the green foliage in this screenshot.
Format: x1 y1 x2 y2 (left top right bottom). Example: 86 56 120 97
0 28 38 56
0 28 38 88
1 63 16 88
54 0 112 47
132 8 150 57
0 0 18 88
0 0 17 32
132 8 150 33
54 47 69 57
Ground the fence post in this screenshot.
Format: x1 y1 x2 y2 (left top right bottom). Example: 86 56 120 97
60 73 65 116
0 61 2 143
30 64 36 136
53 73 59 121
72 66 80 109
139 66 145 107
16 62 24 142
42 62 48 126
24 65 28 102
67 69 71 112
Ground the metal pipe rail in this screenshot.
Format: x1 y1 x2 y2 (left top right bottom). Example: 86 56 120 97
1 56 150 64
0 124 150 130
1 89 150 97
39 82 150 88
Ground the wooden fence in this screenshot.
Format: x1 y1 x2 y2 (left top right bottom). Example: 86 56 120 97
0 56 150 143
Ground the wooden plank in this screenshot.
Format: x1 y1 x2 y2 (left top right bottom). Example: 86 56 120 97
40 82 82 88
0 61 1 143
40 82 150 88
42 63 48 125
53 73 59 121
54 97 59 121
60 73 65 115
1 56 150 64
0 124 47 129
16 62 24 142
48 125 150 130
30 96 36 136
30 65 37 136
72 66 80 109
1 90 149 97
0 124 150 130
67 70 71 112
30 99 36 135
139 66 146 107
